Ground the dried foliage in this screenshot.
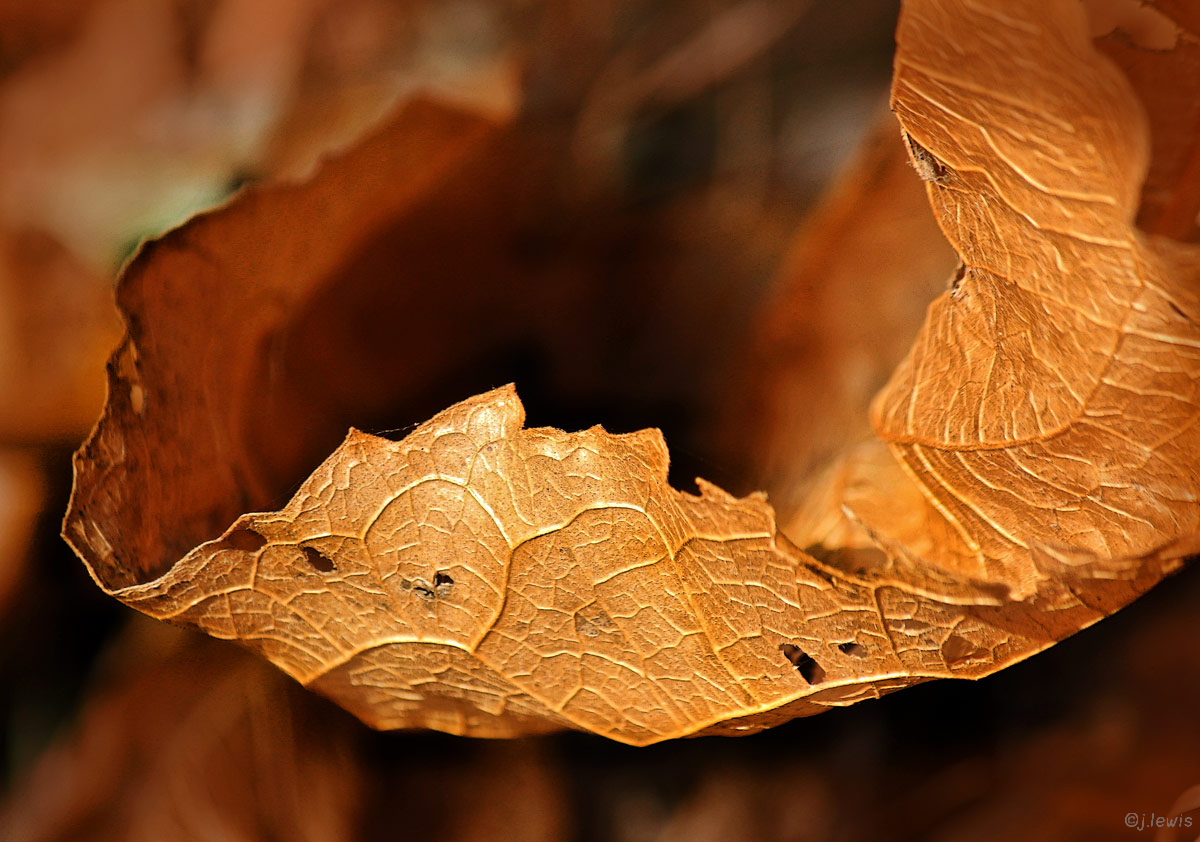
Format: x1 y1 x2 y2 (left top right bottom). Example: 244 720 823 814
60 0 1200 747
4 0 1200 838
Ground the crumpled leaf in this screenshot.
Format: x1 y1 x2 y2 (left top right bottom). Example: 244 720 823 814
66 0 1200 745
67 97 506 588
845 0 1200 604
74 382 1019 744
62 382 1182 746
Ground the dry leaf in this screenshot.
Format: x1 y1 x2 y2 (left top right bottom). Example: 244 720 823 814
61 381 1175 745
71 383 974 744
68 97 506 588
852 0 1200 600
66 0 1200 745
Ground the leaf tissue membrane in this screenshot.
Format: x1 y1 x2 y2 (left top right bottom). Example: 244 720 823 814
65 0 1200 744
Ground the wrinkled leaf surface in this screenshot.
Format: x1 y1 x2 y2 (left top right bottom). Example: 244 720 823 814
65 0 1200 744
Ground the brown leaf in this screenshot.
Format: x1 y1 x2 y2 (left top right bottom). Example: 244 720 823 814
854 0 1200 600
65 0 1200 745
72 384 961 744
59 379 1167 746
68 97 505 587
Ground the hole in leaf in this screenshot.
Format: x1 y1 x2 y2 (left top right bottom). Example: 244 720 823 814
300 545 334 573
220 528 266 553
949 262 967 297
780 644 825 684
942 633 985 668
434 571 454 596
837 642 866 657
413 583 435 600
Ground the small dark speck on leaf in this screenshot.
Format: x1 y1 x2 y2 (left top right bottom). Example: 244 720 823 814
949 262 967 298
1169 300 1195 324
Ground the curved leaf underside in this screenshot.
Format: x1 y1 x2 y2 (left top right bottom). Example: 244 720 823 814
853 0 1200 598
74 386 1109 745
71 378 1183 745
64 0 1200 745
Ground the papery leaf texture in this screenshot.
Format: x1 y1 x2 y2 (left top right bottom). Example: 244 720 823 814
65 0 1200 744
